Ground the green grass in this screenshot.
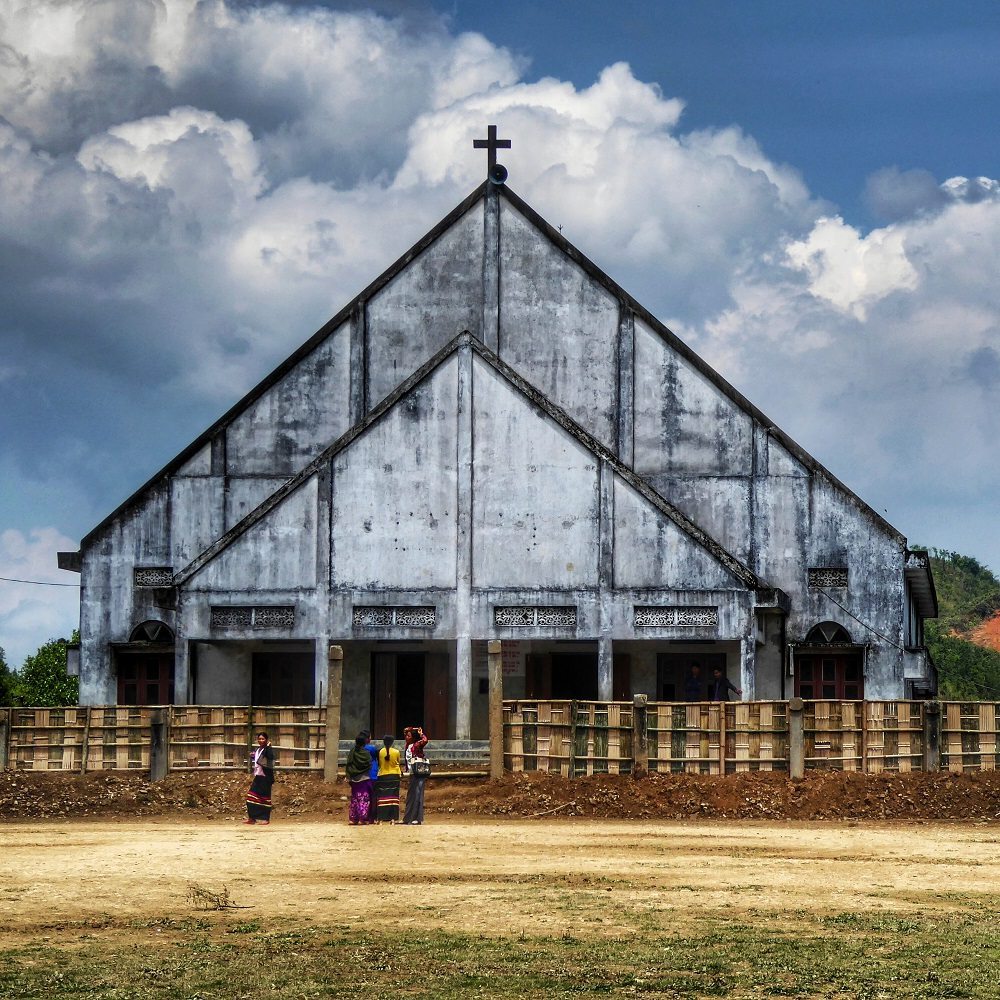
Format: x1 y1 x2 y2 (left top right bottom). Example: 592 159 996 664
2 907 998 998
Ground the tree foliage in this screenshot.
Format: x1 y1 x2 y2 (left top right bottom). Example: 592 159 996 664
0 646 16 707
914 549 1000 700
13 632 80 707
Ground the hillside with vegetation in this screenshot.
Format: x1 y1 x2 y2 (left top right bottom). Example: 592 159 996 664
920 549 1000 699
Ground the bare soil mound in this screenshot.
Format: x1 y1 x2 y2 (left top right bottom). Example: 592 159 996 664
2 767 1000 821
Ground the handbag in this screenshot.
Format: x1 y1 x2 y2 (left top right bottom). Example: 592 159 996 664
410 757 431 777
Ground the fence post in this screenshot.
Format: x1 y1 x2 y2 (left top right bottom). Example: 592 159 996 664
632 694 647 777
324 644 344 782
923 700 941 772
149 708 168 782
718 702 727 776
488 640 504 780
788 697 805 780
568 700 578 778
80 705 92 774
0 709 8 772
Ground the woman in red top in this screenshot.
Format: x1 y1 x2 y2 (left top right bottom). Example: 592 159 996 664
403 726 429 825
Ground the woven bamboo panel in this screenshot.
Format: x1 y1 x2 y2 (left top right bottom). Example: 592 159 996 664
10 707 89 771
502 701 573 774
168 706 252 770
250 707 325 769
646 702 724 775
86 706 158 771
865 701 924 773
804 701 863 771
573 702 633 777
725 702 789 773
941 702 1000 772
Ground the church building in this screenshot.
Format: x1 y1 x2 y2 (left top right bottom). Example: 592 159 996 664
59 131 937 740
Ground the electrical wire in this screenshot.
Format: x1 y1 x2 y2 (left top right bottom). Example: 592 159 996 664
0 575 79 587
817 587 906 651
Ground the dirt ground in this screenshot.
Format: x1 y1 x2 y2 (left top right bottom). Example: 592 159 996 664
2 766 1000 821
2 815 1000 947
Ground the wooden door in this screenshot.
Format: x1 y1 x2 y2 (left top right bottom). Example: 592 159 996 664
613 654 631 701
423 653 450 739
117 652 175 705
371 653 396 736
795 653 864 699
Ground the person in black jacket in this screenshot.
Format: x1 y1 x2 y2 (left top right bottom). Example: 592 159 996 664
245 731 275 825
709 668 742 702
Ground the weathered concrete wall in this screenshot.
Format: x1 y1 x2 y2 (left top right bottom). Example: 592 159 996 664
472 358 600 588
367 205 484 406
186 477 319 592
498 202 620 452
78 483 172 704
331 357 459 590
612 477 742 591
226 322 352 475
193 641 252 703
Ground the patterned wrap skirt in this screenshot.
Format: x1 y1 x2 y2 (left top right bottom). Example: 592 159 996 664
349 777 374 824
374 775 401 822
246 774 273 821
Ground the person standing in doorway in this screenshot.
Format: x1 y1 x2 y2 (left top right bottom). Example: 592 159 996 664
709 667 742 702
684 663 703 702
245 731 275 826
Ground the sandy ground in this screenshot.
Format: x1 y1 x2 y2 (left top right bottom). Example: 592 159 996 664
3 817 999 944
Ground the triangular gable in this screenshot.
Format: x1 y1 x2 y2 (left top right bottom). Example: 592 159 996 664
82 179 900 561
185 476 319 592
176 332 763 594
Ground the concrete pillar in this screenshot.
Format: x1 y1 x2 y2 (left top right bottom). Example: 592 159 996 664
632 695 647 777
174 638 191 705
314 635 329 706
739 633 755 701
482 185 500 351
922 701 941 772
324 645 344 782
455 637 472 740
149 708 169 782
597 636 614 702
788 696 805 779
488 640 504 779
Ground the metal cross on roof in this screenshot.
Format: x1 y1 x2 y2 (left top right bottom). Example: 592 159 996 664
473 124 511 174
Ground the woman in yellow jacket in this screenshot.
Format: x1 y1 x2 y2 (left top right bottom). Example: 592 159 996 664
374 735 402 824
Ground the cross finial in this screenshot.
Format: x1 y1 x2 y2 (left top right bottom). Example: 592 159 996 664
473 124 511 175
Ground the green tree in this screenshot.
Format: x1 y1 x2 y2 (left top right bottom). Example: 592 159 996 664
13 632 80 706
0 646 16 706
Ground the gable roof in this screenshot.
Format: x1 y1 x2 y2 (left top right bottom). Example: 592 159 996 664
80 180 904 550
175 331 765 593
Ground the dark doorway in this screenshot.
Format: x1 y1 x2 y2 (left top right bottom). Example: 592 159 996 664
117 651 175 705
370 651 450 737
251 651 315 704
550 653 598 700
657 652 727 702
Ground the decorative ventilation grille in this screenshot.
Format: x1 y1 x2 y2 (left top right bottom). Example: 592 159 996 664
633 606 719 628
808 567 849 590
210 606 295 630
134 567 173 587
494 606 577 628
353 606 437 628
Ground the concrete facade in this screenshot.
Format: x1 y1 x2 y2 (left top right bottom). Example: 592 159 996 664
61 181 937 736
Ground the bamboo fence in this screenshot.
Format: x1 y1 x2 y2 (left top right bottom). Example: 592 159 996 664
4 700 1000 776
941 702 1000 772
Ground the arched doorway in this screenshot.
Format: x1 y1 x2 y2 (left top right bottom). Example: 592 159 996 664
794 622 864 699
116 621 176 704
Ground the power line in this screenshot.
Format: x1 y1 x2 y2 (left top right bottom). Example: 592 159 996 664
0 575 80 588
817 587 905 650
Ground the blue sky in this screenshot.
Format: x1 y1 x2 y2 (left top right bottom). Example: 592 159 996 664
2 0 999 667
